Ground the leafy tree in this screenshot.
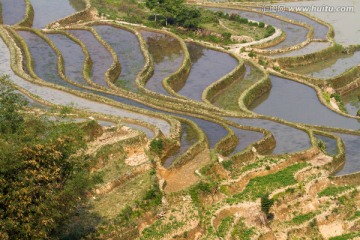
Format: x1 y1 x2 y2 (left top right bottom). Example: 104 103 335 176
146 0 201 29
146 0 164 10
175 5 201 29
0 80 27 134
0 79 96 239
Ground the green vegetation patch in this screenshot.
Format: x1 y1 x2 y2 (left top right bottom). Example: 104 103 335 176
349 211 360 221
140 219 185 240
318 185 354 198
217 216 234 238
330 232 360 240
213 63 264 111
231 219 255 240
228 163 307 203
290 212 317 225
91 0 148 23
0 80 98 239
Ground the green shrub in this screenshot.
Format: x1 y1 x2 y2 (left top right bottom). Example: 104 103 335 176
317 140 326 152
330 93 342 102
259 59 267 67
265 25 275 37
222 32 232 40
291 212 316 225
329 232 360 240
273 66 281 72
150 138 163 155
217 216 234 238
318 186 354 197
222 160 233 170
239 18 249 24
261 194 274 217
248 51 256 58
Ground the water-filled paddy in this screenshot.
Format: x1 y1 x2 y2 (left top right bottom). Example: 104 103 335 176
94 25 145 92
68 29 113 87
122 122 155 139
315 134 338 156
1 0 26 25
268 42 331 58
228 118 311 154
4 33 231 152
140 30 183 96
276 0 360 46
17 31 67 86
177 42 238 101
0 37 172 136
270 10 329 40
230 126 265 156
47 33 89 86
251 75 360 130
288 51 360 79
30 0 85 29
343 88 360 116
335 134 360 176
163 122 198 168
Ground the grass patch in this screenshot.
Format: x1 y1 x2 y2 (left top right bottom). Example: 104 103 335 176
318 185 354 198
329 232 360 240
140 219 185 240
212 63 264 111
90 172 152 219
90 0 147 23
236 157 279 176
231 219 255 240
220 19 268 40
227 163 307 203
217 216 234 238
349 211 360 220
290 212 317 225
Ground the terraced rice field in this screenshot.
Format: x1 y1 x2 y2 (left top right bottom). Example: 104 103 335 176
1 0 360 239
